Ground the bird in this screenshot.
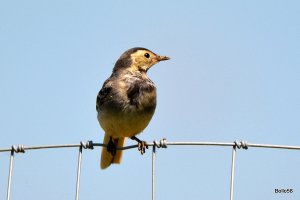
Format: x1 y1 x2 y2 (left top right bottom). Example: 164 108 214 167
96 47 170 169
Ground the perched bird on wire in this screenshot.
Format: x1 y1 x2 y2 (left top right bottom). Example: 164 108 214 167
96 47 170 169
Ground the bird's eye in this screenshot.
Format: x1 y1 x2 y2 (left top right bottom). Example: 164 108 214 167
144 53 150 58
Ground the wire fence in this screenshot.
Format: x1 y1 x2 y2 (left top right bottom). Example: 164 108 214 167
1 139 300 200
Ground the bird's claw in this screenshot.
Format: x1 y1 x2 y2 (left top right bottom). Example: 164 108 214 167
131 136 148 155
137 140 148 155
107 137 116 156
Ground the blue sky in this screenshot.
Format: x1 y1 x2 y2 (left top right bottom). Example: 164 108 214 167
0 0 299 200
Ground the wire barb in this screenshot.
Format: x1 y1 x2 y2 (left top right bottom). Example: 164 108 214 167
80 140 94 150
153 138 167 148
234 140 248 150
11 145 25 153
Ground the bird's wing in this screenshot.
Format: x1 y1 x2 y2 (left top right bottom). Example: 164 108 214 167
96 79 112 112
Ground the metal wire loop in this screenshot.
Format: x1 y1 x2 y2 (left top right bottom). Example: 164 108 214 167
11 145 25 153
234 140 248 150
153 138 167 148
80 140 94 149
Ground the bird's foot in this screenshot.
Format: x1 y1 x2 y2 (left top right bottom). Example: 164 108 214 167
107 137 116 156
138 141 148 155
131 136 148 155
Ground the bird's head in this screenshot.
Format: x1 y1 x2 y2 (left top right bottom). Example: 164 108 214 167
113 47 170 74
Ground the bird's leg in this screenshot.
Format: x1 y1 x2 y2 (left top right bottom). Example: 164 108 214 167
107 136 116 156
131 136 148 155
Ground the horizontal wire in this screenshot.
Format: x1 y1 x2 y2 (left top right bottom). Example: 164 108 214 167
1 140 300 153
164 141 234 146
247 143 300 150
0 144 79 152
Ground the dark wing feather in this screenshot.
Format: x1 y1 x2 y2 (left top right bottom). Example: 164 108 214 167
96 79 112 112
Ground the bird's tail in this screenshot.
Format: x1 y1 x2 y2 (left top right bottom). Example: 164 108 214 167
100 134 126 169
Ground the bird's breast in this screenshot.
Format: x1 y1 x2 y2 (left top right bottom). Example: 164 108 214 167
98 76 157 138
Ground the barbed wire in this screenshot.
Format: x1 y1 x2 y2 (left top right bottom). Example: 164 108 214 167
1 139 300 200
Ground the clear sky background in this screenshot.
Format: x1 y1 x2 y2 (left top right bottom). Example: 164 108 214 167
0 0 300 200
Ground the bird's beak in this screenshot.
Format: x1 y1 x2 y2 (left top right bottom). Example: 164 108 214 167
157 55 170 61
